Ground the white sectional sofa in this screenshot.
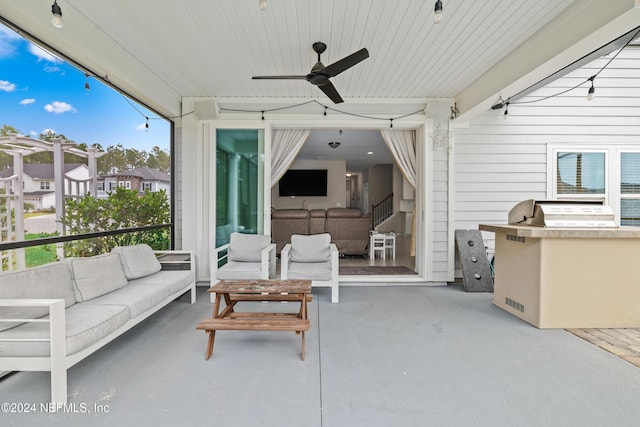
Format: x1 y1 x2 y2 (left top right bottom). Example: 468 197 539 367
0 244 196 403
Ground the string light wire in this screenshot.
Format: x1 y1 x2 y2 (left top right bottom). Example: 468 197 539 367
494 27 640 111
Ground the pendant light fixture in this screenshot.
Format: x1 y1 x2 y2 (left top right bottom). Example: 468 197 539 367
434 0 443 24
51 1 64 29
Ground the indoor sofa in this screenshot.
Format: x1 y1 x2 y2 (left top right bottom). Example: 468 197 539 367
271 207 371 255
0 244 196 404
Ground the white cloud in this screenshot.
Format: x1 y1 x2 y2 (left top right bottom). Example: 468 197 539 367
0 80 16 92
30 131 38 138
41 128 56 136
0 24 20 59
0 25 20 41
28 43 62 63
135 123 149 131
44 65 62 74
44 101 76 114
20 98 35 105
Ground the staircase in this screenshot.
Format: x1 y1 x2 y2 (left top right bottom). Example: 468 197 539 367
371 193 393 229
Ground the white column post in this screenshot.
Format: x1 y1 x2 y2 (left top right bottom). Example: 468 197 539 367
52 138 66 236
12 152 25 270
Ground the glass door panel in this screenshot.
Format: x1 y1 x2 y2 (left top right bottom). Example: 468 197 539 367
215 129 264 247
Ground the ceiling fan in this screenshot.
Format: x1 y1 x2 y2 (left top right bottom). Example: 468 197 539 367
252 42 369 104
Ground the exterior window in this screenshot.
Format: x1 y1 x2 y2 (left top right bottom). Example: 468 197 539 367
40 181 51 190
142 182 152 191
118 181 125 188
556 152 605 195
620 152 640 226
97 182 104 191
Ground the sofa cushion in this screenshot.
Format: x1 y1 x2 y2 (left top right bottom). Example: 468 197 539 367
290 233 331 263
216 261 264 280
71 253 128 302
309 209 326 218
0 303 130 357
111 244 162 279
0 262 76 332
271 209 309 219
127 270 195 295
326 208 364 218
91 284 170 318
228 232 270 262
287 260 333 280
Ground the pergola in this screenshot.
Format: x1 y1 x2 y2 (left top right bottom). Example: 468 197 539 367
0 134 103 270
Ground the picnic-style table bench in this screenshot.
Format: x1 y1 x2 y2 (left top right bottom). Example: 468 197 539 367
196 279 312 360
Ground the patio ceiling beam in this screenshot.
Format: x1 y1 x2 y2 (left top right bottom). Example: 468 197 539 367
454 0 640 122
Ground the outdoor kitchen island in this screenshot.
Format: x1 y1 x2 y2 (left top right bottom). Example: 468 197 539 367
480 223 640 329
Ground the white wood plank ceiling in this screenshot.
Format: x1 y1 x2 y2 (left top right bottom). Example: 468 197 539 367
1 0 639 119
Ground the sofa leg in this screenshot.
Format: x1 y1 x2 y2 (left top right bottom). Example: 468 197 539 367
331 284 339 303
50 367 67 404
50 300 67 403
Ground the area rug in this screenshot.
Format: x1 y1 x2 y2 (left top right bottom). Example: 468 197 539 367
339 266 416 275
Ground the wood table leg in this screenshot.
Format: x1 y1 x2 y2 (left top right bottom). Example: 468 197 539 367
300 292 307 360
204 293 223 360
205 331 216 360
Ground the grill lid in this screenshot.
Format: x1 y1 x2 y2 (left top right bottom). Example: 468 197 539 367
508 199 616 228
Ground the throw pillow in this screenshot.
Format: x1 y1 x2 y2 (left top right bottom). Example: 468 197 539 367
228 232 270 262
290 233 331 262
111 244 162 279
71 253 128 301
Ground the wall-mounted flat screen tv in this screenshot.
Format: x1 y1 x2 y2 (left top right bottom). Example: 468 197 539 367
279 169 328 197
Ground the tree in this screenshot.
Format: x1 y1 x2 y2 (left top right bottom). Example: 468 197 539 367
60 186 170 257
0 124 21 137
147 146 170 173
0 124 22 169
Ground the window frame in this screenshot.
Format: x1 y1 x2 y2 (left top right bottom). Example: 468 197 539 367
617 149 640 227
548 144 640 226
549 145 608 203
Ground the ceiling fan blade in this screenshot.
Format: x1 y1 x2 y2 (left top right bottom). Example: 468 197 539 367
322 48 369 78
252 75 308 80
318 81 344 104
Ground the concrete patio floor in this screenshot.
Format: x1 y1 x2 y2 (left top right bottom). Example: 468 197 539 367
2 284 640 427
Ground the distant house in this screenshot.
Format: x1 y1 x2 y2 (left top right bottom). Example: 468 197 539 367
98 167 170 198
0 163 89 210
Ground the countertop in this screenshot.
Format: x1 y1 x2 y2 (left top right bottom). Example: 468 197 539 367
479 223 640 239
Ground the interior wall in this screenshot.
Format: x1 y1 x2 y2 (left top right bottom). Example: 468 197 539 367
271 159 346 210
368 164 393 208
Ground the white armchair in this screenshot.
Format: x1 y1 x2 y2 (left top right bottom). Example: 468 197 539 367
211 232 276 293
281 233 339 303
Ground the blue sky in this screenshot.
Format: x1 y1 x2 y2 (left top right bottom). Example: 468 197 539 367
0 23 169 152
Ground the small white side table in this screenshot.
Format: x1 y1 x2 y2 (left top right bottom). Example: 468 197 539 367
369 232 396 260
370 232 385 259
383 232 396 260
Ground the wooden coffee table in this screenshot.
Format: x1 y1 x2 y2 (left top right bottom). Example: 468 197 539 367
196 279 312 360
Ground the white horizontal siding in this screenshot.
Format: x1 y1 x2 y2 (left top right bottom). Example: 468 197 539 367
454 46 640 259
431 146 449 282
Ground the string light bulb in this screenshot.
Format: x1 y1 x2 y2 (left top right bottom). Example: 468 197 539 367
503 101 509 120
145 117 149 131
587 76 595 101
434 0 443 24
51 1 64 29
258 0 268 11
84 74 90 92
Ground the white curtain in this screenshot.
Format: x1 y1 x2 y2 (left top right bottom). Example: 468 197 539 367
380 129 416 189
271 129 311 186
380 129 417 256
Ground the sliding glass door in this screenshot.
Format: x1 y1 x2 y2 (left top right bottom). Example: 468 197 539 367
215 129 265 247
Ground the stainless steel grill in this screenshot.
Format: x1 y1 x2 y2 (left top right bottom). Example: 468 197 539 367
508 199 616 228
